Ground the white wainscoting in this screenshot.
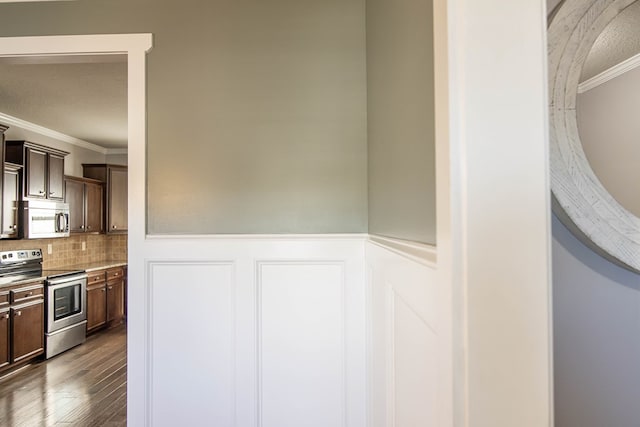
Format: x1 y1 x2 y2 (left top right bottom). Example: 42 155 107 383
137 235 367 427
366 236 438 427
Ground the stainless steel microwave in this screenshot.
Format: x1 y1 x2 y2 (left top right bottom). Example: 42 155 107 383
21 200 70 239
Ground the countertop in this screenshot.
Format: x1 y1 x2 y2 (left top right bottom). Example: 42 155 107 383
64 260 127 273
0 260 128 289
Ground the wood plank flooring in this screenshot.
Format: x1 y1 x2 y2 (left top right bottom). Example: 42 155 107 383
0 325 126 427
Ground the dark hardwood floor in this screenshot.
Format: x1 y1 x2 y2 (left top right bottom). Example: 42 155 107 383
0 325 126 426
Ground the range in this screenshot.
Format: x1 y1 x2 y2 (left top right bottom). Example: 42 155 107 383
0 249 87 358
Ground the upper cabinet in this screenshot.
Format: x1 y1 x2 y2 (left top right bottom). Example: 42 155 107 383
3 163 21 239
64 176 104 234
5 141 68 202
83 164 127 234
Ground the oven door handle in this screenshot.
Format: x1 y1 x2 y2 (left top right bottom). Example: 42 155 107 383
47 274 88 287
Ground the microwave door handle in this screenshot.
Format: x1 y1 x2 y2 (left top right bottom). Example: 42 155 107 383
56 213 66 232
62 213 69 232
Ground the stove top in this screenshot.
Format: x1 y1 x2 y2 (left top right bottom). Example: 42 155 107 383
0 249 85 286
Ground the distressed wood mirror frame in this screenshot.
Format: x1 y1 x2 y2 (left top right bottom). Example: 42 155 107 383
549 0 640 272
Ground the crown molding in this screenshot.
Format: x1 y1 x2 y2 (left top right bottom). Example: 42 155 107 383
578 51 640 93
0 111 108 154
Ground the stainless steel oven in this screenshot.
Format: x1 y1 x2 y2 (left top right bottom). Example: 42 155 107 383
45 272 87 359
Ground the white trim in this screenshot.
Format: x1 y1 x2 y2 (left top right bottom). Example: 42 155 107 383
578 51 640 93
0 111 108 154
0 33 152 427
145 233 368 241
368 234 437 267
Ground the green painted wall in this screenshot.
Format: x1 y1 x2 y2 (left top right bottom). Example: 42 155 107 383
366 0 436 244
0 0 368 234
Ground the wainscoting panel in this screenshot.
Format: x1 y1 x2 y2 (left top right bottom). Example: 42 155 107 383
147 261 236 427
139 235 367 427
366 237 438 427
258 262 345 427
392 291 438 427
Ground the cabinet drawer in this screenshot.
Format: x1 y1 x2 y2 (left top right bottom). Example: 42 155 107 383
11 284 44 304
87 270 106 285
106 268 123 281
0 291 9 308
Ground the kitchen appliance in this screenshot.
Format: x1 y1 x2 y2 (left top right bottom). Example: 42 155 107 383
21 200 70 239
0 249 87 359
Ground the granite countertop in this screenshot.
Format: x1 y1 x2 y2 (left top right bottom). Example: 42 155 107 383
65 260 128 272
0 260 128 290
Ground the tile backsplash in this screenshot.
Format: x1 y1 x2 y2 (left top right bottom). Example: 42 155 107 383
0 234 127 268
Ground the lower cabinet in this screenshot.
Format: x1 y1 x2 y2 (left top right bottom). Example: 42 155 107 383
0 282 45 373
12 300 44 363
0 307 9 370
86 276 107 333
86 266 126 335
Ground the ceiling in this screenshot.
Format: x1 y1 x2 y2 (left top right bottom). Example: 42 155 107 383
0 54 127 150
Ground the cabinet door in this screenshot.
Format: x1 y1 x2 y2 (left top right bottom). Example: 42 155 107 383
85 181 103 233
106 279 125 325
2 168 19 238
0 309 9 369
108 167 127 233
65 178 85 233
25 148 47 198
86 283 107 333
11 300 44 363
47 154 65 201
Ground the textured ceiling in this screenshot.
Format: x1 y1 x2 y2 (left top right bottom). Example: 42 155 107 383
0 54 127 149
581 0 640 81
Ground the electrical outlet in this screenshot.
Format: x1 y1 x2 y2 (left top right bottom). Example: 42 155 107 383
82 241 86 251
47 244 53 255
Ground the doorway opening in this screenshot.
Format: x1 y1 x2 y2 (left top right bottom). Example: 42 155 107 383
0 34 151 426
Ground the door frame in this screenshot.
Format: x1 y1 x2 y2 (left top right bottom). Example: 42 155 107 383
0 33 152 426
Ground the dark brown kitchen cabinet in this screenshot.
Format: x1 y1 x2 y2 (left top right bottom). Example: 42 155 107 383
11 299 44 363
47 154 65 201
86 266 126 335
5 141 69 201
86 270 107 333
83 164 127 234
2 163 21 238
0 308 9 369
0 283 44 375
64 176 104 234
106 267 125 325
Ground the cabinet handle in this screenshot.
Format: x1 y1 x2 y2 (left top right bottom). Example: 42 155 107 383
87 225 91 230
26 292 32 297
112 225 117 229
80 225 85 229
11 225 16 230
15 311 21 316
101 289 106 292
2 313 8 319
38 190 45 195
108 286 113 290
49 191 55 195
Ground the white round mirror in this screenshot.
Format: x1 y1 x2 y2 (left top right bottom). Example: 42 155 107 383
549 0 640 272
